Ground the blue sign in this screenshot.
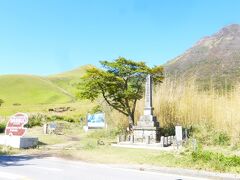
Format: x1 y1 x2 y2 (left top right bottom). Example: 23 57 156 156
87 113 105 128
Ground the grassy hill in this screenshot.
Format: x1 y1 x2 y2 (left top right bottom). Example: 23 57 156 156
0 65 92 106
48 65 93 95
0 75 73 106
0 66 93 116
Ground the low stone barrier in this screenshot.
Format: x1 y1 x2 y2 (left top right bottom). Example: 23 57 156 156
117 134 176 147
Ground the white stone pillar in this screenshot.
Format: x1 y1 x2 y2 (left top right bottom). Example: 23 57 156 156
144 75 154 116
175 126 183 142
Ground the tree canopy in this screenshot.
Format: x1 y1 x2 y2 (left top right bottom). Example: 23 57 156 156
77 57 164 128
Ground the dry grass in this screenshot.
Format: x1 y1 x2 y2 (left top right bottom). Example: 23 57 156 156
134 79 240 145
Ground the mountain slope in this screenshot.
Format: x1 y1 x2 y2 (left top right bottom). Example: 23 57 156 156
0 65 91 106
165 24 240 89
0 75 73 105
48 65 93 95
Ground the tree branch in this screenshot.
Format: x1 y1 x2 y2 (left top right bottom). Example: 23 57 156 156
98 83 129 116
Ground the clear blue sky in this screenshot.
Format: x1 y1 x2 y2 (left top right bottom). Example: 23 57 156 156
0 0 240 75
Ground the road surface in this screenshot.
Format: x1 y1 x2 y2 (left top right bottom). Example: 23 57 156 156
0 155 211 180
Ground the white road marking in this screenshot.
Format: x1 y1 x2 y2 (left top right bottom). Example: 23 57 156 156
0 171 26 180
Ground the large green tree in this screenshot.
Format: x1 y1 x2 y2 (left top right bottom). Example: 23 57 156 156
77 57 164 129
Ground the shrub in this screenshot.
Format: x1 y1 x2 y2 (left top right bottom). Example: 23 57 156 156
12 103 21 106
0 122 6 133
63 116 75 123
0 99 4 107
27 114 46 128
213 132 231 146
82 140 97 150
191 149 240 171
47 115 63 122
46 115 77 123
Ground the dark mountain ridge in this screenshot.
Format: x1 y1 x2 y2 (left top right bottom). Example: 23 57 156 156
165 24 240 89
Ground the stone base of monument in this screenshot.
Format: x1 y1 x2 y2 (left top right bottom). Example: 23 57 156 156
133 127 160 143
133 113 160 143
113 134 181 151
112 142 180 151
0 136 38 149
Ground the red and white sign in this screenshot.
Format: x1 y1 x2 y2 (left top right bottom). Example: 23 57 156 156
5 113 28 137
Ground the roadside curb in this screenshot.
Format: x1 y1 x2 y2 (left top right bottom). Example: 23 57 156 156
108 164 240 180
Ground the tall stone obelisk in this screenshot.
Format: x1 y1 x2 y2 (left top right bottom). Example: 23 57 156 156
144 75 153 116
133 75 160 143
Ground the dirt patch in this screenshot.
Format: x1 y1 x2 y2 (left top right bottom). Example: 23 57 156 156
67 136 81 141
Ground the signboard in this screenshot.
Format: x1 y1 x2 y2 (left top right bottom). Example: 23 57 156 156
87 113 105 128
5 113 28 137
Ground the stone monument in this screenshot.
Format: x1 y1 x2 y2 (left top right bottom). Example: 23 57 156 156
133 75 160 143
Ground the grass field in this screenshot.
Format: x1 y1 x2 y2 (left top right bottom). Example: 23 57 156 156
2 123 238 174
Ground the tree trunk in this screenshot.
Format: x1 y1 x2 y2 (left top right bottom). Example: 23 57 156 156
128 113 135 131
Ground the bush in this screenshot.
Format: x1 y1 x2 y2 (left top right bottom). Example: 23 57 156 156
213 132 231 146
27 114 46 128
47 115 77 123
191 149 240 171
82 140 97 150
160 125 175 136
12 103 21 106
190 125 231 146
63 116 75 123
47 115 63 122
25 114 82 128
0 122 6 133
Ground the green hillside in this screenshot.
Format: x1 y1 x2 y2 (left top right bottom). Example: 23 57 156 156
48 65 93 95
0 75 73 105
0 65 96 115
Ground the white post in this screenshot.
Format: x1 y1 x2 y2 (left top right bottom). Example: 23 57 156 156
43 124 48 134
175 126 183 143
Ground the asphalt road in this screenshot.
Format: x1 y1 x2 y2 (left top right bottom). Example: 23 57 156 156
0 155 208 180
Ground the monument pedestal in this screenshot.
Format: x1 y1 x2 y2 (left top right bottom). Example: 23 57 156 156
0 136 38 149
133 114 160 143
133 126 160 143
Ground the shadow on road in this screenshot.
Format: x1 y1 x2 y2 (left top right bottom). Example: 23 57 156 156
0 154 50 167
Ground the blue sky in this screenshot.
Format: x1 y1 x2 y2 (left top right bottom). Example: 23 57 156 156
0 0 240 75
